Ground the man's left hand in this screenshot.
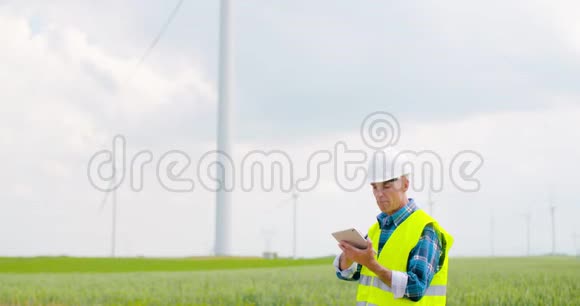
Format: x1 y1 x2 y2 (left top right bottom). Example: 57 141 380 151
338 239 377 268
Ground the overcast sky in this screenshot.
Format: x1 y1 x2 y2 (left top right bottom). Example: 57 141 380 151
1 0 579 258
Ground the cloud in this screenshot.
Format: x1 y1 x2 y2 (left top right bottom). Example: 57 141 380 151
0 5 217 146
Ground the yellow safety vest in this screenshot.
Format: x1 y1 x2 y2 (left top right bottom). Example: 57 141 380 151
356 209 453 306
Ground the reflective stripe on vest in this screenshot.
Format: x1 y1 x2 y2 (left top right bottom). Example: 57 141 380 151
356 302 379 306
358 275 447 297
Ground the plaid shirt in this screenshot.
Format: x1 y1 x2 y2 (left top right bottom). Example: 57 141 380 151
336 199 444 302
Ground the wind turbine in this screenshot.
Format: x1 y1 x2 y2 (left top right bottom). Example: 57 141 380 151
99 167 119 258
521 212 531 256
279 189 300 259
91 0 184 258
291 191 299 259
260 227 277 256
215 0 234 256
549 189 556 255
490 211 495 257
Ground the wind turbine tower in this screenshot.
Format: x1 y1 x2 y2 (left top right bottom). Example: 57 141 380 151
215 0 233 256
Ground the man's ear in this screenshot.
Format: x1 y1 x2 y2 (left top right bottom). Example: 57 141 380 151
401 175 410 192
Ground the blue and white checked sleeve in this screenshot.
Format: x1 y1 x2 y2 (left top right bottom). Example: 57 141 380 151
405 223 443 301
333 254 361 281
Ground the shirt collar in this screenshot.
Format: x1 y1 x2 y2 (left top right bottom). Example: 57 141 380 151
376 198 418 228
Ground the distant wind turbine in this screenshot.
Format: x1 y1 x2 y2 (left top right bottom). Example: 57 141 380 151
549 189 556 255
280 189 300 259
99 168 119 257
521 212 531 256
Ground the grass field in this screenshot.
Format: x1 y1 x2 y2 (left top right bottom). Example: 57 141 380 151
0 256 578 305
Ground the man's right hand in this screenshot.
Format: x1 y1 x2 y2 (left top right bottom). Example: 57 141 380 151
338 245 354 271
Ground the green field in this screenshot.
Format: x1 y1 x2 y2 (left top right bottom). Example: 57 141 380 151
0 256 578 305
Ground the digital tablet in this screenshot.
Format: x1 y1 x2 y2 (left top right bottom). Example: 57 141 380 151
332 228 367 249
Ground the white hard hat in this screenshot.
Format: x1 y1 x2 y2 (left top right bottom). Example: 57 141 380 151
367 149 412 183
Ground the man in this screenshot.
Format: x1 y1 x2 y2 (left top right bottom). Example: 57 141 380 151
333 150 453 305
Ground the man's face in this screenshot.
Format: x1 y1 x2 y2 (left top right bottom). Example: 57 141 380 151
370 177 407 214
